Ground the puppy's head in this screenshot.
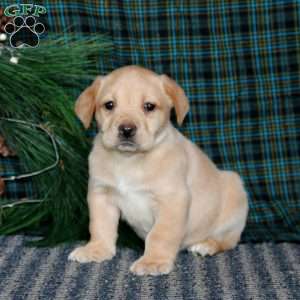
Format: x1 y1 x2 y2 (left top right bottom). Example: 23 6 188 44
75 66 189 152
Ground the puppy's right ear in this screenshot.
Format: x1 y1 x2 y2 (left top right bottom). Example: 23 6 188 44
75 76 104 129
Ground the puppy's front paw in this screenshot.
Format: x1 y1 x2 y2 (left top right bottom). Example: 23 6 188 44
130 256 174 276
68 242 114 263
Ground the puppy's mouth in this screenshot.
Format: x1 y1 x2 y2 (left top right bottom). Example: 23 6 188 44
117 140 139 152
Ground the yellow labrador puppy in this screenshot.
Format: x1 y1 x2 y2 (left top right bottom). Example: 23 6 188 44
68 65 248 276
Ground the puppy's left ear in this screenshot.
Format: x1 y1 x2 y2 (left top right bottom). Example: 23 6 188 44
75 76 104 129
160 74 190 125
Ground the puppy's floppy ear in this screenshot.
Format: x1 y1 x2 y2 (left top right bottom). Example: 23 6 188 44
75 76 104 129
160 74 189 125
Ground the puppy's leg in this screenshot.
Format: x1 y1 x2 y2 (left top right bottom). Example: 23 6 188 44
189 171 248 257
68 186 120 263
130 192 188 276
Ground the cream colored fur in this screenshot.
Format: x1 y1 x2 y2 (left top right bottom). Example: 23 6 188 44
68 66 248 276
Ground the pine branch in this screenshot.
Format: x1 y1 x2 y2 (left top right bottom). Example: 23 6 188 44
0 35 119 246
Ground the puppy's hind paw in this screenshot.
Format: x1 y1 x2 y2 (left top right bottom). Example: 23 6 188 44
188 239 220 257
68 242 114 263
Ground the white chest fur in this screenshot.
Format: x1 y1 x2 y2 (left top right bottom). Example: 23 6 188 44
116 177 155 239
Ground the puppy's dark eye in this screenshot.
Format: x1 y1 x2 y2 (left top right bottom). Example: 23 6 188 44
104 101 114 111
144 102 156 112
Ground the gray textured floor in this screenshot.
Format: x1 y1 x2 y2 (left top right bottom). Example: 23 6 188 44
0 235 299 300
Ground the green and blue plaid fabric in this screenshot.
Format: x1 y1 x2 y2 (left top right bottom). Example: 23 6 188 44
1 0 299 242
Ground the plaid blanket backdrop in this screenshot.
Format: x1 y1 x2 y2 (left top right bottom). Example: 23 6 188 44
1 0 299 242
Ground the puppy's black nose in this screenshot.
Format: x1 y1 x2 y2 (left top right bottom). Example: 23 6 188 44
118 123 137 139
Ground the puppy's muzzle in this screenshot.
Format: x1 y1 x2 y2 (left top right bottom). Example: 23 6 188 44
118 123 137 140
